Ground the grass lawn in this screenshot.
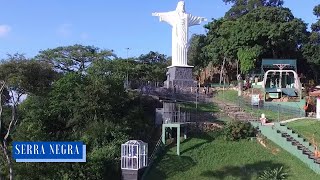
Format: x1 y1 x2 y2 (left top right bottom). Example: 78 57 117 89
215 90 296 121
178 102 219 113
146 132 320 180
287 119 320 145
177 102 232 123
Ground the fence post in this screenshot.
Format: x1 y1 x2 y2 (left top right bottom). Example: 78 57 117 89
178 107 181 123
278 104 280 122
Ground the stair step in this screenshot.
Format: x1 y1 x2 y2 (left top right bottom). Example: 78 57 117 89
292 141 299 146
309 154 316 159
291 140 301 145
314 159 320 164
286 137 294 141
302 148 310 152
297 145 304 150
310 156 316 160
303 150 312 155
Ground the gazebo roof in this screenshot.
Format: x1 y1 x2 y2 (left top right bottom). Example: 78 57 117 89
309 90 320 97
124 140 147 145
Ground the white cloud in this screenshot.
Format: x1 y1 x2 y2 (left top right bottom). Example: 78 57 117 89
0 24 11 38
57 23 72 37
80 32 89 40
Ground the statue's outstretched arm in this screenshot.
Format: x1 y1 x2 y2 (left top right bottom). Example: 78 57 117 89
188 15 207 26
152 11 175 26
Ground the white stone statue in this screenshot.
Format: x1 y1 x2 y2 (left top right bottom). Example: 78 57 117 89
152 1 206 67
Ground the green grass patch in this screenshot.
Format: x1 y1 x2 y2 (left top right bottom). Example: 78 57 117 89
178 102 219 113
215 114 234 122
287 119 320 144
215 90 296 121
178 102 231 123
146 132 320 180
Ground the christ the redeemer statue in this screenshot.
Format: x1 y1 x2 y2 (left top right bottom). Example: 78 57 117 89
152 1 206 67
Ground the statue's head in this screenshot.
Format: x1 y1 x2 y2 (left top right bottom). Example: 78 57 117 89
176 1 185 13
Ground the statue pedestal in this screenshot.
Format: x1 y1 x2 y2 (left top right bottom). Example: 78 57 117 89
164 66 196 89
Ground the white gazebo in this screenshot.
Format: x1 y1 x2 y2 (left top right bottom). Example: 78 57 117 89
121 140 148 170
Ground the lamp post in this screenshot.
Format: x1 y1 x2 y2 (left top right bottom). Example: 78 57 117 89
126 48 130 89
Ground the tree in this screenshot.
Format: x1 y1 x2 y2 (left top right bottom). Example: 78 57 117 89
137 51 167 64
302 4 320 82
188 34 207 71
0 54 56 179
12 57 156 179
36 44 116 73
202 18 238 83
223 0 284 19
88 51 168 89
313 4 320 17
135 51 168 85
202 6 308 81
237 47 260 74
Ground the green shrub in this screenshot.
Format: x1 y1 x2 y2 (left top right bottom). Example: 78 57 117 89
224 120 256 141
259 166 288 180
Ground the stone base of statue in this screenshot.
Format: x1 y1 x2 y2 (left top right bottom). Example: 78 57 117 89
164 66 197 89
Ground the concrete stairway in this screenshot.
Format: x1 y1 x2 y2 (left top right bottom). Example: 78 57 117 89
254 123 320 174
221 104 259 122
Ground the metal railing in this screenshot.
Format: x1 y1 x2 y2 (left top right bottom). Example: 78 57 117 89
163 111 191 124
141 136 164 180
234 96 305 121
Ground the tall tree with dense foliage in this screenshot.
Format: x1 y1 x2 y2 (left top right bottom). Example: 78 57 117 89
202 3 308 81
0 54 56 179
188 34 207 71
302 4 320 81
237 47 259 74
136 51 168 84
8 50 157 179
36 44 116 73
223 0 284 19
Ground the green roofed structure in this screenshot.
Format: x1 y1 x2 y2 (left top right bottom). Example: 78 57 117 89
261 59 297 75
260 59 305 113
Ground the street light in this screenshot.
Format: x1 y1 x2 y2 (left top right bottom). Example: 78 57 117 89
126 48 130 89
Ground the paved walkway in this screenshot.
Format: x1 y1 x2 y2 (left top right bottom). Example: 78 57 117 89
280 117 319 124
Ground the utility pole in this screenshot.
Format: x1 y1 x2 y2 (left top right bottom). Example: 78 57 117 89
126 48 130 89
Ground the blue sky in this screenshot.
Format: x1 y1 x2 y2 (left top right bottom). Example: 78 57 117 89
0 0 319 59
